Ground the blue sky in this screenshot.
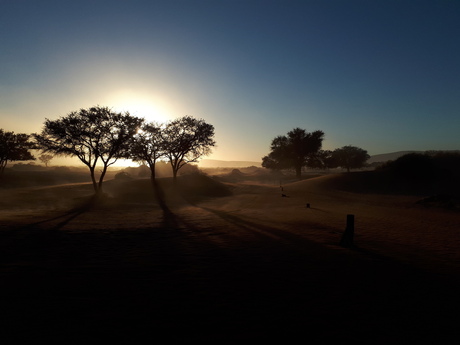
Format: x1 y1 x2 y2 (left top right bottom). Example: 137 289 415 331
1 0 459 162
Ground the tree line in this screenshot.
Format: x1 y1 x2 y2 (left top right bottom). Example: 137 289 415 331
1 106 216 194
2 106 370 193
262 128 370 178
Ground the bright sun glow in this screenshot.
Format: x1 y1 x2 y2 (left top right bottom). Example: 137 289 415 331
105 90 175 167
108 90 173 124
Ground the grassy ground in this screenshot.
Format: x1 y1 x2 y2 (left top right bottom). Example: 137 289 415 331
1 171 459 343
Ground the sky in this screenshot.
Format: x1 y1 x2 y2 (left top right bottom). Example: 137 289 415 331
1 0 459 164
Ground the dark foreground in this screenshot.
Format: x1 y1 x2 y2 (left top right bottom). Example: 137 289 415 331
1 224 459 344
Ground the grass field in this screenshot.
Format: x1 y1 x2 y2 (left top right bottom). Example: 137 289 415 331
1 170 459 343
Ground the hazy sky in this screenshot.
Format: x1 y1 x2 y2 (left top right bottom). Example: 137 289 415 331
1 0 459 163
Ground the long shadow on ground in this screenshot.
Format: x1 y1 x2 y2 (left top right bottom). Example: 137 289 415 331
1 186 459 343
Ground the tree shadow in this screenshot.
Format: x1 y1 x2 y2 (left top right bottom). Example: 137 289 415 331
189 202 327 250
184 197 409 266
22 195 99 231
19 179 181 233
152 179 179 229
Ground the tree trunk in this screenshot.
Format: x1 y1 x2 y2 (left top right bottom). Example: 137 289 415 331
151 173 160 202
170 159 179 182
149 165 156 181
295 165 302 179
89 167 98 193
97 165 108 193
150 169 157 198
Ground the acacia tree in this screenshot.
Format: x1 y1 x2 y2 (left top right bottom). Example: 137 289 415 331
162 116 215 180
129 121 165 183
38 154 53 167
0 129 35 175
331 145 370 172
34 106 143 194
262 128 324 178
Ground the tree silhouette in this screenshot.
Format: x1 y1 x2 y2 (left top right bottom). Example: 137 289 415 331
307 149 335 170
34 106 143 194
262 128 324 178
129 121 164 183
38 154 53 167
331 145 370 172
0 129 35 175
162 116 215 180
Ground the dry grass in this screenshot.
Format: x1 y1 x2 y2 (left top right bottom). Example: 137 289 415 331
0 172 459 343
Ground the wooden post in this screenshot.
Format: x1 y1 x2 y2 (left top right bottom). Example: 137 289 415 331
340 214 354 247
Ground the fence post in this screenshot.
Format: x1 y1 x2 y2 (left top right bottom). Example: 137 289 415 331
340 214 355 247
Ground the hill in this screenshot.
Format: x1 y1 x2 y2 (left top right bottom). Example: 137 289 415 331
368 151 421 164
368 150 460 164
200 151 455 168
198 159 261 168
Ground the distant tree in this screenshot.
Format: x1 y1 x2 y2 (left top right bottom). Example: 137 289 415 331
129 121 165 183
38 153 53 167
162 116 216 180
308 149 336 170
262 128 324 178
331 145 370 172
34 106 143 194
0 129 35 175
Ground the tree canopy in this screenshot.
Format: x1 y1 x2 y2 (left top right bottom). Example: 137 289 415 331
262 128 324 178
129 121 164 182
0 129 35 175
38 154 53 167
162 116 216 179
331 145 370 172
34 106 143 193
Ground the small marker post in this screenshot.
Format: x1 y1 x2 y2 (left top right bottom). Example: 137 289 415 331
340 214 355 247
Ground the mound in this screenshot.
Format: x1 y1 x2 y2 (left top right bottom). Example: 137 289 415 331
104 173 232 205
230 168 245 177
177 173 232 199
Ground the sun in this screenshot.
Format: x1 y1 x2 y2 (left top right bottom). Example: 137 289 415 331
105 90 175 167
107 90 173 124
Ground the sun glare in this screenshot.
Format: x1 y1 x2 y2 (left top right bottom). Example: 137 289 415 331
104 90 175 167
108 90 173 124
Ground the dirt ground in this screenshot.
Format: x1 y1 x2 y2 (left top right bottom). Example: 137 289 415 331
1 174 459 343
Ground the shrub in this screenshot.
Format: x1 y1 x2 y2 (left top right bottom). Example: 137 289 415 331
114 171 132 181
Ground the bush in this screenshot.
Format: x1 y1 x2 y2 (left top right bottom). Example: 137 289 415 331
383 153 435 180
375 151 460 196
114 171 132 181
429 151 460 180
179 164 199 176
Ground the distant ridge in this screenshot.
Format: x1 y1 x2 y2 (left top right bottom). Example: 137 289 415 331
368 151 421 164
368 150 460 164
199 159 261 168
199 151 458 168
